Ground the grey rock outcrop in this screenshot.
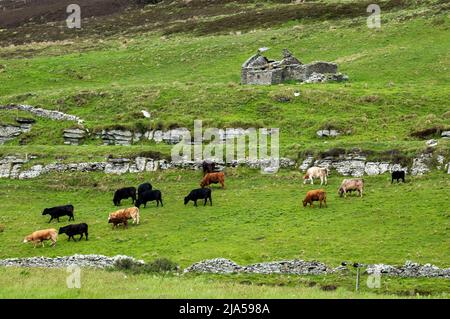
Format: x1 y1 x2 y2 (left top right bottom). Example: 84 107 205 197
411 153 432 175
0 118 35 144
101 130 134 146
0 125 23 144
63 128 87 145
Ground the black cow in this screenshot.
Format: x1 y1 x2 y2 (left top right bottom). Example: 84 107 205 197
58 223 88 241
113 187 136 206
202 160 216 176
42 205 74 223
391 170 405 183
138 182 152 197
184 188 212 206
135 190 163 208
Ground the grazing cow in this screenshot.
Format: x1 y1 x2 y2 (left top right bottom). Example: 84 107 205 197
136 190 163 208
202 160 216 176
338 178 364 197
184 188 212 206
303 167 329 185
200 172 225 188
391 171 405 183
108 216 129 229
42 205 74 223
302 189 327 208
138 182 153 197
58 223 88 241
113 187 136 206
23 229 58 248
108 207 140 228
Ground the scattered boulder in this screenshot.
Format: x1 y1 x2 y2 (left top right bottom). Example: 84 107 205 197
426 139 438 148
316 129 340 138
441 131 450 138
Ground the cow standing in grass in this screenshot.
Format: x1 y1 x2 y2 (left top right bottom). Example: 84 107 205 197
184 188 212 206
302 189 327 208
113 187 136 206
108 207 140 229
136 190 163 208
338 179 364 197
200 172 225 188
42 205 74 223
58 223 88 241
303 167 329 185
391 171 405 183
23 229 58 248
202 160 216 176
138 182 152 197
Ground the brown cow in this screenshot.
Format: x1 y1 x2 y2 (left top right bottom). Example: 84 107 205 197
108 207 140 229
108 216 129 229
302 189 327 208
23 229 58 248
200 172 225 188
338 178 364 197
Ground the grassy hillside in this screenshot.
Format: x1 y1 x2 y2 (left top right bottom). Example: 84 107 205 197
0 0 449 158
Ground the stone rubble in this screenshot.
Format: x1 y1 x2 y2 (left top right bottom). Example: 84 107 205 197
366 261 450 279
183 258 334 275
0 254 144 269
0 255 448 279
185 259 450 278
0 104 82 123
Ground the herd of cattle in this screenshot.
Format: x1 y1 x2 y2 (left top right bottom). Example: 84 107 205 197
22 163 406 248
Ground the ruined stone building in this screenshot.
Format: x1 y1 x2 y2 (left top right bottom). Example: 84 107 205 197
241 49 346 85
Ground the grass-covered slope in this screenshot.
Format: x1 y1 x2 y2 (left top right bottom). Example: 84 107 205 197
0 0 449 158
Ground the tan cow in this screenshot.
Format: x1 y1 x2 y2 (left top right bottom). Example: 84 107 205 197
338 178 364 197
23 229 58 248
108 207 140 227
303 167 329 185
